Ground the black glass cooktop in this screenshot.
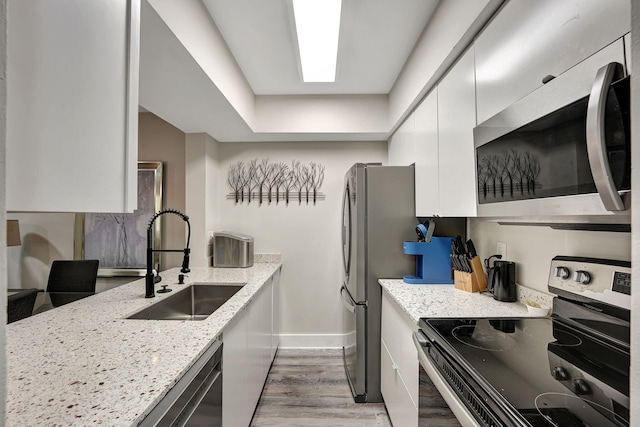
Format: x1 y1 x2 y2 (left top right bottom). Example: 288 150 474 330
420 317 629 427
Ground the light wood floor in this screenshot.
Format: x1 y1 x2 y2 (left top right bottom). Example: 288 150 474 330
250 349 392 426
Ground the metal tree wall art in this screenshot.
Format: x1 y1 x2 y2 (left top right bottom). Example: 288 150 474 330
226 159 326 205
477 150 541 199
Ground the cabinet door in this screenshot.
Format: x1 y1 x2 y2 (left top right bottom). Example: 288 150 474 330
381 292 418 427
437 47 477 216
475 0 630 124
222 308 250 427
6 0 139 212
271 269 280 359
259 278 273 380
246 289 263 411
414 89 438 217
388 113 415 166
246 281 273 411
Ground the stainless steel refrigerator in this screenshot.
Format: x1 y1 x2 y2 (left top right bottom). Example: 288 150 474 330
339 163 416 403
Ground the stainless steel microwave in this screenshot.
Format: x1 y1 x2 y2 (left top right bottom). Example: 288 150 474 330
473 39 631 228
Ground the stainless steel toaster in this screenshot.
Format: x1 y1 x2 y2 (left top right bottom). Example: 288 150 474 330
213 231 254 268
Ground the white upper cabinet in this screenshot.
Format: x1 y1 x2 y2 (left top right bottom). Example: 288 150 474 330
388 113 415 166
413 90 438 216
437 47 477 217
6 0 140 212
415 47 477 217
475 0 630 124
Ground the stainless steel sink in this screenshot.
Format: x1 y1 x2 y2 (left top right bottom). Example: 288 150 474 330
127 283 244 321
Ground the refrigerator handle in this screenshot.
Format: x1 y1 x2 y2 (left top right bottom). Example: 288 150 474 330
340 285 356 313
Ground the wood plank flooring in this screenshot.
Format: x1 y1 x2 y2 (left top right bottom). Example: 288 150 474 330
250 349 392 426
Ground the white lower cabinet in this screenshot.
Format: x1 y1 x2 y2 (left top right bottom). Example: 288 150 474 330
223 272 279 426
222 309 250 427
381 291 418 427
381 339 418 427
246 279 273 409
271 269 281 359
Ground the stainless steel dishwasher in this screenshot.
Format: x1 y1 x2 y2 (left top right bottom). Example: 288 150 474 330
140 340 222 427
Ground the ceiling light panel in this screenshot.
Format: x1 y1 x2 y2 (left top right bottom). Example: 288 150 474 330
292 0 342 82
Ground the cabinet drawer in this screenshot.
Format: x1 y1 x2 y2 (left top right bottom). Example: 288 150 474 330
381 292 418 404
381 339 418 427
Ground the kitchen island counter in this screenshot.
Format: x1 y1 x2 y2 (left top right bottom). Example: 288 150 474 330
379 279 531 324
6 258 281 427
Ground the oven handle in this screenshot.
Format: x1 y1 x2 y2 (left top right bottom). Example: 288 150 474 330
413 330 429 350
586 62 625 211
340 285 356 313
413 331 479 427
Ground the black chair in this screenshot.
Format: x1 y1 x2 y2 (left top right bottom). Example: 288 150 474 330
46 260 99 307
8 288 39 323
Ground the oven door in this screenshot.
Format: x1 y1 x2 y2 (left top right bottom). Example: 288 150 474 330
474 39 630 223
413 331 479 427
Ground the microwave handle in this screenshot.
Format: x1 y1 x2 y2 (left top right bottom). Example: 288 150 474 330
586 62 625 211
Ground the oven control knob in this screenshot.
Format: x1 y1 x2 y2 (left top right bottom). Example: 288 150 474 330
554 266 570 280
572 379 591 395
572 270 592 285
552 366 570 381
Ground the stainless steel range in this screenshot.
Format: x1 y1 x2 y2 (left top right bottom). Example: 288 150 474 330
414 256 630 426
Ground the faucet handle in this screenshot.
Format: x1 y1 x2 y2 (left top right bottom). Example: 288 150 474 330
157 284 172 293
181 248 191 273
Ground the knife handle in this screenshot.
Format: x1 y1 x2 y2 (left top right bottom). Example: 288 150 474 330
466 239 478 258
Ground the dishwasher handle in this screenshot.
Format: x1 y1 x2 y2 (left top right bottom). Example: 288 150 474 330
172 359 222 427
139 340 223 427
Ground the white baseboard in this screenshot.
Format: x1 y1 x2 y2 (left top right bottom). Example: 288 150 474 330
278 333 345 349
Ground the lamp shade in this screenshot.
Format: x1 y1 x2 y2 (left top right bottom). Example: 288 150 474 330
7 220 21 247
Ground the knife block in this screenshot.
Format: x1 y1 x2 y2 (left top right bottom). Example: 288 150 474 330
454 256 487 292
403 238 454 284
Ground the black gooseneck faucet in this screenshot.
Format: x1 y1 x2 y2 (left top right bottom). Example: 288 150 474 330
145 209 191 298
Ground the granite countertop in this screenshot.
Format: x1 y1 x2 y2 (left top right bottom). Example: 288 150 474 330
379 279 532 324
6 258 281 427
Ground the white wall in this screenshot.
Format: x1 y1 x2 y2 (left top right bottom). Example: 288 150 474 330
185 133 220 267
215 141 387 347
139 112 186 270
469 220 631 293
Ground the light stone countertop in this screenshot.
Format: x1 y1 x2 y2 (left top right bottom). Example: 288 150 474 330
6 260 281 427
379 279 532 324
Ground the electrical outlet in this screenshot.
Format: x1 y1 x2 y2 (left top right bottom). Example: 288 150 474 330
496 241 507 259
